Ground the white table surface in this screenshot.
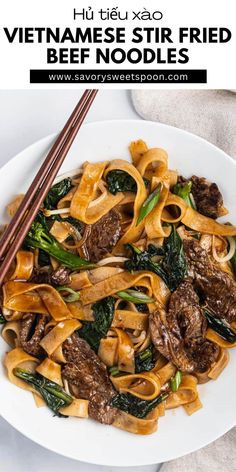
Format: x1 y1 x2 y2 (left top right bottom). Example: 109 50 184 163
0 89 161 472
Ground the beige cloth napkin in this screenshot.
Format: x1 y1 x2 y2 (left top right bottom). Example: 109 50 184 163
131 89 236 471
161 428 236 472
132 90 236 158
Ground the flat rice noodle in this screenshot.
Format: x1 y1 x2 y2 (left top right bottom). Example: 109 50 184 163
129 139 148 165
2 321 21 347
112 309 148 331
136 148 168 179
2 309 24 322
118 193 135 205
206 328 236 348
112 328 135 374
44 319 57 332
114 410 158 435
10 251 34 281
69 272 92 290
131 330 149 352
4 347 39 392
105 159 147 255
50 257 59 270
88 267 124 285
195 370 211 384
104 159 147 253
111 149 170 241
50 344 67 364
57 187 76 210
33 393 45 407
36 358 63 386
68 302 94 321
135 331 151 352
156 402 166 417
5 349 88 417
80 271 170 307
153 362 176 385
161 193 188 223
7 194 24 217
70 162 123 223
145 183 172 238
98 337 118 366
3 281 72 321
152 355 168 373
182 207 236 236
40 319 81 356
111 371 161 401
60 399 89 418
183 396 203 415
165 375 198 409
165 170 178 187
208 348 229 380
49 221 70 243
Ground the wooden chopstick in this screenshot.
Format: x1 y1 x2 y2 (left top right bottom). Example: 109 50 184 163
0 89 98 285
0 90 95 257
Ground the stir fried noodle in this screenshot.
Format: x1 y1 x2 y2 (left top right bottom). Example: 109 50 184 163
1 140 236 434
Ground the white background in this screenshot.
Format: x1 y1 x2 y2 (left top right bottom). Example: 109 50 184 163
0 90 138 164
0 89 161 472
0 0 235 89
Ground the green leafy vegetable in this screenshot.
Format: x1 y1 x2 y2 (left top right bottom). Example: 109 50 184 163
43 179 82 232
116 289 154 304
13 368 72 417
111 392 169 419
106 170 149 195
57 286 80 303
136 303 148 313
172 181 195 208
44 178 72 210
204 309 236 343
0 313 6 324
161 225 187 291
125 226 187 292
124 244 167 284
38 249 51 267
78 297 115 352
170 370 182 392
135 345 155 373
24 215 95 270
136 183 162 226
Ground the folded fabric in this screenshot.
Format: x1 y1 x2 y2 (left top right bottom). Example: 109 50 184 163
161 427 236 472
131 90 236 158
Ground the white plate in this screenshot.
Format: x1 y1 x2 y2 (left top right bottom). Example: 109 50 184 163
0 120 236 466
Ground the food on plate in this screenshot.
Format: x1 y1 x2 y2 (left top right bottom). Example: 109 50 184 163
1 139 236 435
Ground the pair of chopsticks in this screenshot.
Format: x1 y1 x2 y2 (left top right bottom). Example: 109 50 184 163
0 89 98 286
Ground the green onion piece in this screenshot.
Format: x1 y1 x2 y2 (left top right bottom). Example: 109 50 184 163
116 289 155 304
128 244 142 254
0 313 6 324
172 181 195 208
136 183 162 226
109 366 120 377
57 286 80 303
170 370 182 392
139 349 152 361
